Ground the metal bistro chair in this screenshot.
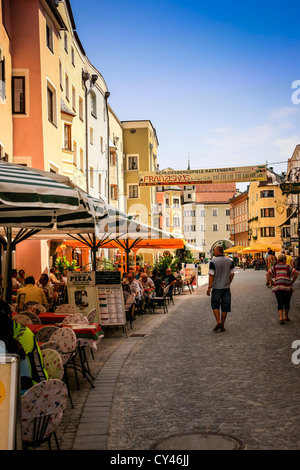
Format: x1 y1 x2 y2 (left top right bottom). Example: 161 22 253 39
21 311 42 325
41 349 64 380
149 285 169 314
21 379 68 450
54 303 78 314
49 327 79 409
13 314 33 326
86 308 97 324
62 314 95 383
35 326 60 344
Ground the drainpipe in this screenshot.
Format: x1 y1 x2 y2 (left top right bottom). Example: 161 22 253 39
82 71 98 194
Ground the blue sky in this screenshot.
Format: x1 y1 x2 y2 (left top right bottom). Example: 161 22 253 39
71 0 300 185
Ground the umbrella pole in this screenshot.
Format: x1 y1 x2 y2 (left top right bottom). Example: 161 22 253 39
3 227 12 302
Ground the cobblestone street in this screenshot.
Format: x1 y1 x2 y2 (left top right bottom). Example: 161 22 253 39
53 269 300 451
107 269 300 450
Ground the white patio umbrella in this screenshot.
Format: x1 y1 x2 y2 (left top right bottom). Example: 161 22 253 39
0 162 82 301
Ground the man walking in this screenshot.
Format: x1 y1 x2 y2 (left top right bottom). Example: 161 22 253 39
207 246 235 332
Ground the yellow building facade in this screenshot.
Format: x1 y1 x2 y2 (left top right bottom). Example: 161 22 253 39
122 120 159 226
248 171 287 249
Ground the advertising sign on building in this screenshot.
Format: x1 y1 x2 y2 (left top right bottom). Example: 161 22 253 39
138 165 267 186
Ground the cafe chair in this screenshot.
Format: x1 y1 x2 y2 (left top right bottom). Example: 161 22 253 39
23 301 39 310
62 313 89 325
36 326 59 343
49 328 79 408
55 304 78 314
39 341 62 355
86 308 96 324
27 303 47 315
13 314 33 325
21 379 68 450
149 286 169 315
22 310 42 325
41 349 64 380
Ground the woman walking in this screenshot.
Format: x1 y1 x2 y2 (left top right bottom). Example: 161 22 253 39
267 253 299 324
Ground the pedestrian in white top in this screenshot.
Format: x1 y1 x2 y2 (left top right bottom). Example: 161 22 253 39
207 246 235 332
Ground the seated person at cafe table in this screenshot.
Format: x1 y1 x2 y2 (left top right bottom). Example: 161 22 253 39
49 267 60 284
139 272 155 312
0 307 48 393
17 269 26 287
12 269 21 289
16 276 47 307
39 273 56 301
165 268 177 293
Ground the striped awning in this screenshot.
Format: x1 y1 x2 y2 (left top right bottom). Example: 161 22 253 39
0 162 81 229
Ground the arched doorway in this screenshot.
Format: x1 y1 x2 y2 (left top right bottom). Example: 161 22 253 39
210 240 233 257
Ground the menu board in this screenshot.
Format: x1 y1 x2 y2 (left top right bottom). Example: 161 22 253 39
95 271 121 285
0 354 22 450
96 271 127 331
67 271 99 320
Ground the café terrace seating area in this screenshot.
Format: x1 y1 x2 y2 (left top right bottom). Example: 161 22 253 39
3 269 197 450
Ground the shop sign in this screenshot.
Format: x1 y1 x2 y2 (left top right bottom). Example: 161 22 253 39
138 165 267 186
280 182 300 194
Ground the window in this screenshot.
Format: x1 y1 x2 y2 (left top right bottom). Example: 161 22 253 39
128 155 138 170
212 209 218 216
90 91 97 117
12 77 25 114
72 85 76 112
79 96 83 120
73 140 77 165
282 227 291 238
173 198 180 208
46 21 53 52
71 46 75 66
226 224 230 231
47 87 54 123
110 185 118 200
200 209 205 217
226 209 230 216
59 61 63 89
90 127 94 145
173 217 181 227
165 198 170 208
128 185 139 198
110 152 116 165
65 73 69 101
261 227 275 237
260 190 274 198
64 32 68 53
80 148 84 171
200 224 206 231
47 80 57 125
166 217 170 227
0 52 5 102
89 166 94 188
64 123 72 150
98 174 102 193
213 224 218 231
261 208 275 217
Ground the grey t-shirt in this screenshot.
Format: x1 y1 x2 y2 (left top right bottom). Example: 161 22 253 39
209 255 235 289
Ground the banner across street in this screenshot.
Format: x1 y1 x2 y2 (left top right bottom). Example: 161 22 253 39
138 164 267 186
